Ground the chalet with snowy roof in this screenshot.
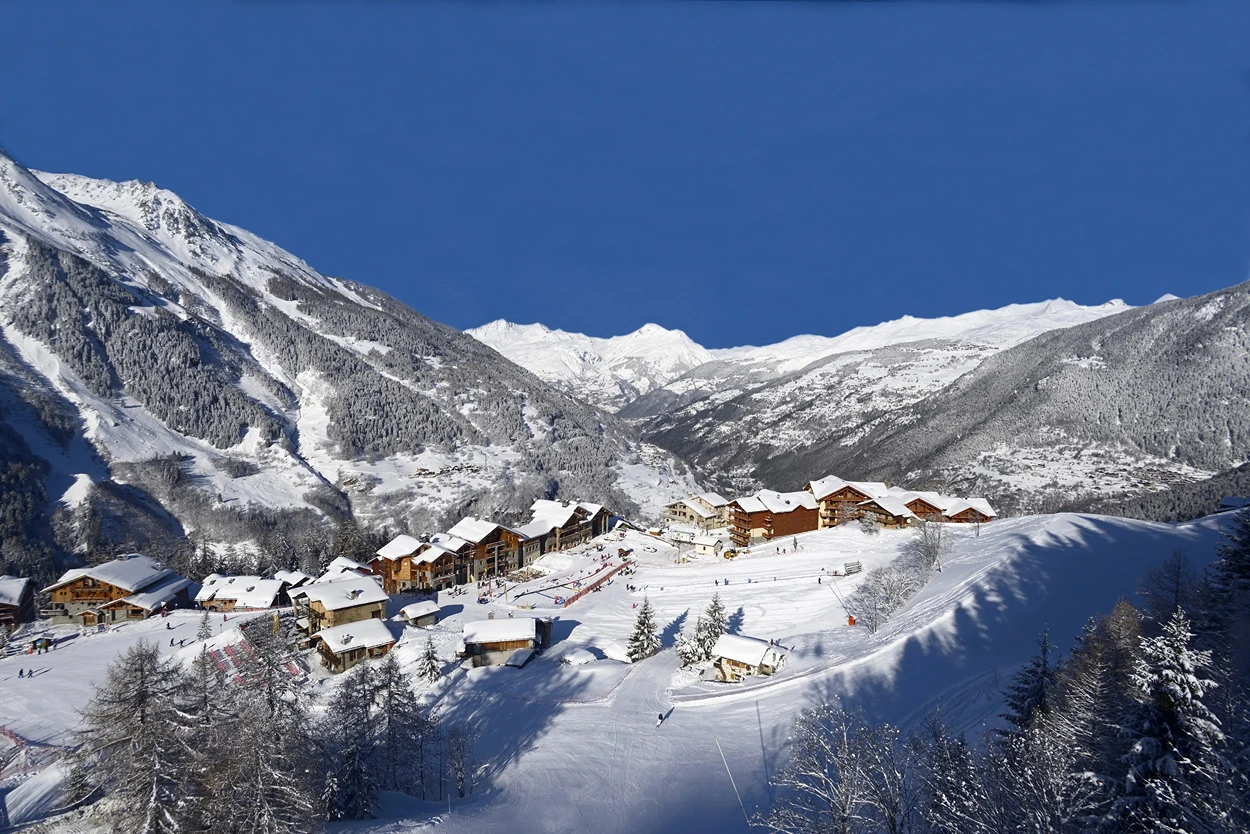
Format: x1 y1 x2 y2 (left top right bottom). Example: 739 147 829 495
0 576 34 630
273 569 314 589
400 600 440 626
520 500 612 554
313 619 397 674
372 534 461 593
857 496 919 528
291 576 388 636
195 575 290 612
710 634 787 683
662 494 727 533
942 498 997 524
727 491 819 547
42 555 193 625
448 517 527 581
314 556 375 584
896 490 952 522
692 535 725 558
806 477 890 528
460 616 551 667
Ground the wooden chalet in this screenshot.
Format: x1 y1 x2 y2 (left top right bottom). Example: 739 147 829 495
372 534 458 593
400 600 440 626
0 576 34 631
313 619 397 674
195 575 290 612
943 498 997 524
727 491 819 547
710 634 786 683
806 477 890 528
291 577 388 636
857 496 918 528
41 555 193 625
448 517 527 581
460 616 551 667
523 500 612 552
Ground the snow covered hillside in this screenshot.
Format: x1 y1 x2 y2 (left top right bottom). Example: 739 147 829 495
0 511 1228 832
0 152 699 575
467 320 714 411
473 299 1128 416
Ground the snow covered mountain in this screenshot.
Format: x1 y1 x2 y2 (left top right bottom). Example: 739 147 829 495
467 320 714 411
0 152 698 576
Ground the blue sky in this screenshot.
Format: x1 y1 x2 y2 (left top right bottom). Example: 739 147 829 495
3 1 1248 348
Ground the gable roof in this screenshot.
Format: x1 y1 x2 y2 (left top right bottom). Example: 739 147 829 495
0 576 32 607
692 535 724 548
313 619 397 655
712 634 785 668
448 516 504 544
43 555 174 595
668 498 717 520
375 534 424 561
313 556 374 584
195 575 287 608
400 600 440 620
808 476 889 502
462 617 537 645
103 574 194 612
756 490 818 514
860 496 918 520
273 569 313 587
430 532 472 553
696 492 729 508
730 495 767 514
296 577 388 611
945 497 997 519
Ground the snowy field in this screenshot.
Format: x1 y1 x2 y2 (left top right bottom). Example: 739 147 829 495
0 513 1232 832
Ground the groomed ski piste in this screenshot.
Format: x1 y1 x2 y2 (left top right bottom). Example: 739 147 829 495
0 512 1232 833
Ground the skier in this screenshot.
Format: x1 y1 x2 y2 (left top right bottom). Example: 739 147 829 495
656 712 664 727
17 669 23 679
170 638 175 647
793 537 798 551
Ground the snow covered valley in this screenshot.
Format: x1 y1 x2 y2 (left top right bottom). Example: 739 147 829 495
0 512 1230 833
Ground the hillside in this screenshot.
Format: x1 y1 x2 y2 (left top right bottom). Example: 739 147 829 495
743 285 1250 514
0 153 699 577
0 511 1228 832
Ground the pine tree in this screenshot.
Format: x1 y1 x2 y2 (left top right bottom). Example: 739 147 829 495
196 611 212 643
415 635 441 682
76 640 195 834
694 594 727 662
1001 628 1058 733
1120 608 1227 833
321 665 380 820
373 655 437 794
674 622 704 667
626 597 661 663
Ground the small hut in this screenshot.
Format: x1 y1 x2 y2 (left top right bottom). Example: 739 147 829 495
710 634 787 683
400 600 440 627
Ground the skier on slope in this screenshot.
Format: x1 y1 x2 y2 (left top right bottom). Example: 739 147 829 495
656 712 665 727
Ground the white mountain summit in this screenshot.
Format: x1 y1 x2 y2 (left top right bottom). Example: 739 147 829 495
471 297 1132 413
468 320 714 411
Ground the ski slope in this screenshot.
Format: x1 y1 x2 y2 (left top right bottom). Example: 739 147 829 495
0 512 1230 833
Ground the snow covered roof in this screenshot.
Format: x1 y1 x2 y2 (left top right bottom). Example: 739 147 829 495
730 497 763 515
462 617 537 645
375 534 424 561
807 476 889 502
0 576 31 607
430 532 471 552
527 500 605 532
43 554 175 594
669 498 717 519
945 497 997 519
860 496 918 519
757 490 817 514
400 601 440 620
105 574 194 612
692 535 724 547
411 543 458 565
313 619 396 655
313 556 374 584
696 492 729 508
273 569 313 587
298 577 388 611
194 575 286 608
448 516 504 544
515 518 557 539
712 634 785 668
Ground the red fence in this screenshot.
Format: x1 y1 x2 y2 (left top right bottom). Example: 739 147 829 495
562 560 632 608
